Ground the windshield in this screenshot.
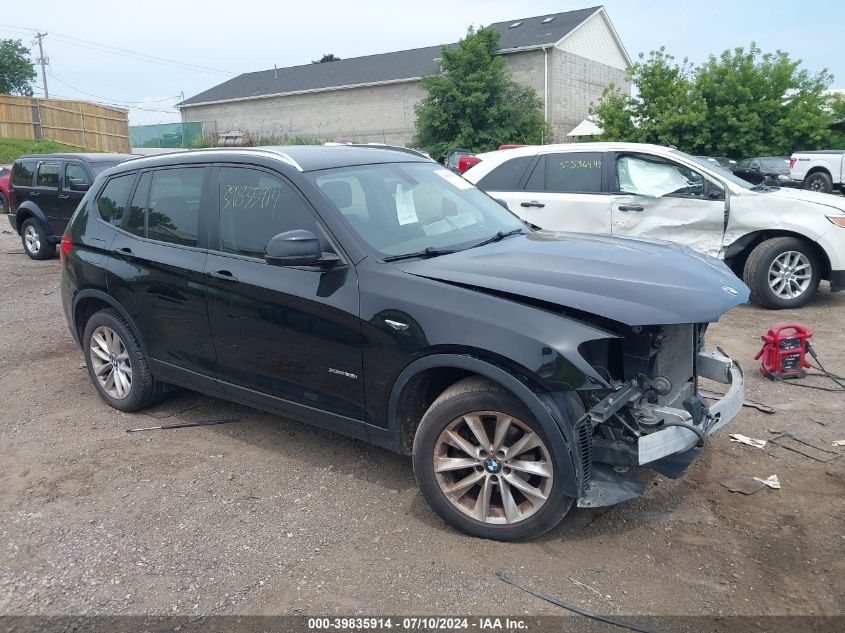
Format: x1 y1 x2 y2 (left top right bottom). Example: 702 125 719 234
679 151 754 189
760 157 789 170
308 162 525 258
91 161 124 175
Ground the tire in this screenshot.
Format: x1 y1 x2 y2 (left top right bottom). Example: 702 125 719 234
82 309 165 412
803 171 833 194
412 376 573 541
20 218 55 260
743 237 820 309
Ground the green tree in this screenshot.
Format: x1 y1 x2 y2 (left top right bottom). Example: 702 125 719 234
591 43 838 157
312 53 341 64
413 27 547 160
591 48 707 150
830 95 845 148
0 39 36 96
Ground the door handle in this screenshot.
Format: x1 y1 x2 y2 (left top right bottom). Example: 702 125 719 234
29 192 40 197
618 205 644 212
116 246 133 259
520 201 545 208
207 270 238 283
58 194 70 199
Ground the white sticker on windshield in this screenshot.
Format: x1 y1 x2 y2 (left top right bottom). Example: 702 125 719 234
435 169 474 190
395 184 418 225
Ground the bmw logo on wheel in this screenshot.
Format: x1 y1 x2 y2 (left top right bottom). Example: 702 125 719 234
484 457 500 473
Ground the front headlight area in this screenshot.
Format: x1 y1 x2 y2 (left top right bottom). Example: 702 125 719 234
576 324 710 457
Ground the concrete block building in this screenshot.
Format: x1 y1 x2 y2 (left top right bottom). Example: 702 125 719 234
177 6 631 145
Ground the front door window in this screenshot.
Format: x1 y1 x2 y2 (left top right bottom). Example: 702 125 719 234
616 154 705 199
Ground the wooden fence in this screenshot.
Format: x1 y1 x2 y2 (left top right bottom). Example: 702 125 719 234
0 94 130 153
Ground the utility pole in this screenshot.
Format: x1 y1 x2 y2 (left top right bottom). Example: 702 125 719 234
34 32 49 98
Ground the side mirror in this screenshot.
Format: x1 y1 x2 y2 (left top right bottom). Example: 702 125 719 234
265 229 335 267
67 178 90 192
707 188 724 200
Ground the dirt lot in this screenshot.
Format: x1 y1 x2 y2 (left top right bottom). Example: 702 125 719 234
0 227 843 623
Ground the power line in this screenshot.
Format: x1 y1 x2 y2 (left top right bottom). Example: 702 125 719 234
46 72 181 107
0 22 234 76
30 84 180 114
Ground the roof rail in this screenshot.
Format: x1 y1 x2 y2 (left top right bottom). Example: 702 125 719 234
345 143 433 160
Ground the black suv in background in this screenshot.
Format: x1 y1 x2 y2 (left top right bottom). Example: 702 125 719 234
732 156 797 187
7 153 134 259
61 146 746 540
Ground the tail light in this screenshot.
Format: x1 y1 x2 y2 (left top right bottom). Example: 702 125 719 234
789 157 796 170
60 234 72 265
458 155 480 174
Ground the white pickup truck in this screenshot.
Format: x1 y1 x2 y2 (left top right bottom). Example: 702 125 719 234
789 150 845 194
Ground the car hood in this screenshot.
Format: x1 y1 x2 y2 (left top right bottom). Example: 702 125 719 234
395 231 749 326
762 186 845 213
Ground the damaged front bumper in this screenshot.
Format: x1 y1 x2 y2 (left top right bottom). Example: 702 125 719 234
578 349 743 508
638 349 743 464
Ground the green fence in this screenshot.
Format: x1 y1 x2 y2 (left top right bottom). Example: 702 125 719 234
129 122 203 148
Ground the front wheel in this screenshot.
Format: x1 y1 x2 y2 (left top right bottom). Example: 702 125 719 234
413 377 572 541
803 172 833 194
743 237 820 309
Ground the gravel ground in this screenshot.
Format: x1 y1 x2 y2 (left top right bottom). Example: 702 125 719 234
0 227 843 621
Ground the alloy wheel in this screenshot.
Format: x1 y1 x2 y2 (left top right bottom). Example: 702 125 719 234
23 225 40 254
808 176 823 192
768 250 812 300
433 411 553 524
89 325 133 399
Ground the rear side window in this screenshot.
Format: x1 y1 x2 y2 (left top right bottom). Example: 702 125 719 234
36 162 60 188
126 172 151 237
544 152 603 193
218 166 318 258
12 161 36 187
147 168 204 247
65 163 89 186
476 156 533 191
97 174 135 225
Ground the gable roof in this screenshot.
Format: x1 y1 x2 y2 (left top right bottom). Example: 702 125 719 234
178 6 604 108
487 6 600 51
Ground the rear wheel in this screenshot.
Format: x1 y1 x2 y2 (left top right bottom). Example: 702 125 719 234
413 377 572 541
0 192 8 214
804 172 833 194
743 237 820 309
21 218 55 260
83 309 165 412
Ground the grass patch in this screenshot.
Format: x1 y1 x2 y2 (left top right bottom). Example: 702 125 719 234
0 138 94 164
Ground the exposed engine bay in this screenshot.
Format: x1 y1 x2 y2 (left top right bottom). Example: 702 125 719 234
578 323 742 470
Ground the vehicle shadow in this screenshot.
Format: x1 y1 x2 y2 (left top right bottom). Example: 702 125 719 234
138 388 419 493
135 387 711 542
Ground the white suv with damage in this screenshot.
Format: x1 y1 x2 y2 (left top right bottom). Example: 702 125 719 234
465 142 845 309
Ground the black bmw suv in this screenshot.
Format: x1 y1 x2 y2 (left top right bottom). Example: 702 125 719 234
7 152 134 259
61 146 747 540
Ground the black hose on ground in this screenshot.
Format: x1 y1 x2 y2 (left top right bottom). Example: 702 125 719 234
496 571 666 633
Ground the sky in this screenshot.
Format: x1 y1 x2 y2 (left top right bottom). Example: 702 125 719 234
1 0 842 126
